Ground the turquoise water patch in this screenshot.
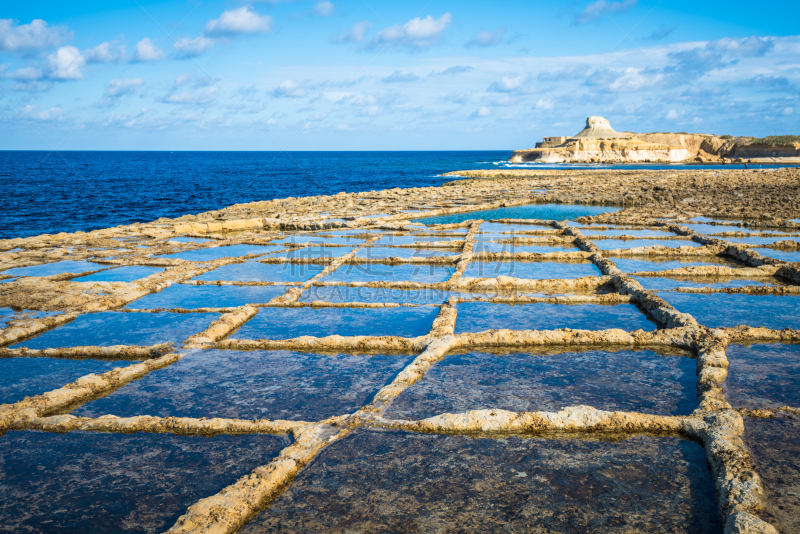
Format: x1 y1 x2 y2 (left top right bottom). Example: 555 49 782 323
157 244 280 261
270 246 354 259
128 284 287 309
373 235 463 246
72 266 164 282
581 228 676 238
12 312 219 349
324 264 454 284
415 204 619 225
73 350 414 421
194 262 325 283
273 235 366 246
465 261 600 280
634 277 781 291
658 293 800 330
386 349 697 419
479 222 556 233
233 307 439 339
454 301 655 333
723 236 797 245
2 260 102 277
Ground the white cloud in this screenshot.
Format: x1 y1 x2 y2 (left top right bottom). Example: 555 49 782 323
783 107 795 116
607 67 664 92
382 70 419 83
163 86 218 104
105 78 144 97
0 18 67 54
465 28 505 48
18 104 67 121
666 109 682 119
133 38 165 62
373 13 452 49
312 1 335 17
488 74 534 94
46 46 85 80
8 66 43 80
272 80 307 98
204 6 272 37
173 36 215 58
333 21 372 44
535 97 555 110
433 65 475 76
470 106 490 118
575 0 638 25
437 91 471 104
84 41 126 63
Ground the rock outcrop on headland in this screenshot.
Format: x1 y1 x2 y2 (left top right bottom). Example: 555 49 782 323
511 116 800 164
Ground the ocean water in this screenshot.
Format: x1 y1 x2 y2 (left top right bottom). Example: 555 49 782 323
3 150 796 240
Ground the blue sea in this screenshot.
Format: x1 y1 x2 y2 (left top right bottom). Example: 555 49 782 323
1 151 796 239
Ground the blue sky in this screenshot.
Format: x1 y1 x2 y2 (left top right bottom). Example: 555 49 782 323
1 0 798 150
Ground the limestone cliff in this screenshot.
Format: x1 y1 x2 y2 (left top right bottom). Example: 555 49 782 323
512 117 799 164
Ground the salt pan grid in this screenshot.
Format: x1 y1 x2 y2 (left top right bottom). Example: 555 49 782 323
1 184 800 533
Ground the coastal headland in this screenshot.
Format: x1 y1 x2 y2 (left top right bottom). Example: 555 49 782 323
511 116 800 164
1 167 800 533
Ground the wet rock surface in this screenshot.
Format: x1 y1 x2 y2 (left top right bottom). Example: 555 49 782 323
243 429 721 534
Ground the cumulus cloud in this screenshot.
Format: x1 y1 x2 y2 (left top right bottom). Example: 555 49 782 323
575 0 638 25
373 13 452 49
465 28 505 48
469 106 490 118
436 91 471 104
163 86 218 104
173 36 215 58
8 66 43 80
204 6 272 38
312 1 335 17
667 36 774 78
535 97 555 110
488 74 534 94
0 18 67 54
105 78 144 97
133 38 165 62
272 80 307 98
46 46 85 80
381 70 419 83
84 41 126 63
18 104 67 121
332 21 372 44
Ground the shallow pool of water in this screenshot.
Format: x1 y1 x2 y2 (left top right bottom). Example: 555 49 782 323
128 284 287 309
12 312 219 349
593 239 701 250
581 228 676 238
415 204 620 225
634 277 781 291
465 261 600 280
270 246 354 260
300 286 454 304
157 244 280 261
473 241 579 254
167 237 212 244
273 235 366 246
612 257 742 273
72 266 164 283
242 429 720 533
725 343 800 409
354 247 457 260
323 264 454 284
386 348 697 418
194 262 325 283
657 293 800 330
454 302 655 333
0 430 288 534
0 357 133 404
752 248 800 263
233 306 439 339
374 235 463 246
74 350 413 421
742 416 800 533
